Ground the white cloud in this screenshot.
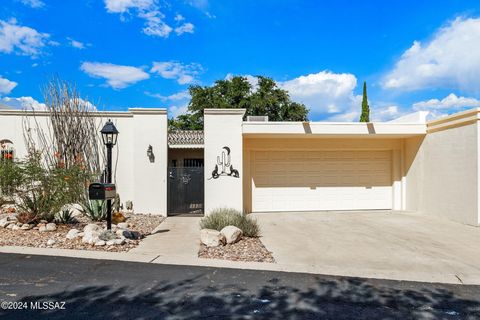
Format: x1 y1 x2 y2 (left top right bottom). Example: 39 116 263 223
19 0 44 8
80 62 150 89
146 90 190 101
0 96 46 110
104 0 180 38
175 22 194 35
0 76 18 95
0 18 50 56
383 17 480 92
151 61 202 84
279 71 359 115
168 104 189 118
413 93 480 111
174 14 185 22
67 37 87 49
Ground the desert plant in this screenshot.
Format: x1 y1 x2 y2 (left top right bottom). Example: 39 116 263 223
200 208 260 237
82 200 107 221
0 159 23 196
55 208 76 224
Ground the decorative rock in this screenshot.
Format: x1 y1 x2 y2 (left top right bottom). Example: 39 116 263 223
114 238 125 245
66 229 80 240
106 240 115 246
94 240 106 246
122 230 141 240
0 218 10 228
82 224 102 244
39 220 48 224
200 229 226 247
11 225 20 231
116 222 129 230
20 224 32 230
220 226 243 244
99 230 116 241
69 204 84 217
46 223 57 231
46 239 56 246
112 212 126 224
115 229 125 237
38 226 47 232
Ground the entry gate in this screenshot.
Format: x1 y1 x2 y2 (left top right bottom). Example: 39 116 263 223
167 167 204 215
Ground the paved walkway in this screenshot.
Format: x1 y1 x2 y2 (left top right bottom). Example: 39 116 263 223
2 211 480 285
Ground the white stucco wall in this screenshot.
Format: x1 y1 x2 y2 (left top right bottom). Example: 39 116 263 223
0 109 168 216
405 119 479 225
204 109 245 214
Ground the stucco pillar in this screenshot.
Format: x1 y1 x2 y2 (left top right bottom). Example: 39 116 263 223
204 109 246 214
131 108 168 216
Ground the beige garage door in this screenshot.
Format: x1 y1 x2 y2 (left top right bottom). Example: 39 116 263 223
252 150 393 212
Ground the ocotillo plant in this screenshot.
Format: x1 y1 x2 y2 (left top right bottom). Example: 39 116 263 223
217 150 231 174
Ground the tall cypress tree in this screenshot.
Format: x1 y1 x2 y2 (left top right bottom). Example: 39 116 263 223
359 81 370 122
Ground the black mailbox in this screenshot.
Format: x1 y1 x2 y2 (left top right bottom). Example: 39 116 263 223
89 183 116 200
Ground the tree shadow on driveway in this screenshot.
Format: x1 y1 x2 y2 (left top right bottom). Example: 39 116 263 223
2 273 480 319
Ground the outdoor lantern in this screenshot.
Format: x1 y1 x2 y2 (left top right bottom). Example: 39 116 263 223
100 119 119 146
100 119 119 230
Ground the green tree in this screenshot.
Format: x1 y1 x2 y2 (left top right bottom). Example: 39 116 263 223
359 81 370 122
169 76 309 130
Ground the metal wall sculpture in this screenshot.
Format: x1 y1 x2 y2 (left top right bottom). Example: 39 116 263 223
210 146 240 179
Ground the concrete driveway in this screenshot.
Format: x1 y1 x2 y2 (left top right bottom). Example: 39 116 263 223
253 211 480 284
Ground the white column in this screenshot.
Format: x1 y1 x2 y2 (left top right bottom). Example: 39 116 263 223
131 108 168 216
204 109 245 214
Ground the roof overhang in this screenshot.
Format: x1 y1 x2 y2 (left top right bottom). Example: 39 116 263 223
242 121 427 138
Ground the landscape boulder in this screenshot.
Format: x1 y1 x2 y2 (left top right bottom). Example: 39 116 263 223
200 229 226 247
122 230 141 240
66 229 80 240
82 224 102 244
220 226 243 244
46 223 57 231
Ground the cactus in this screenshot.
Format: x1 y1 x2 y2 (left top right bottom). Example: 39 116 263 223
217 150 231 174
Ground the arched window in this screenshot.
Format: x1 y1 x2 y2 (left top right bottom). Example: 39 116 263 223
0 140 14 161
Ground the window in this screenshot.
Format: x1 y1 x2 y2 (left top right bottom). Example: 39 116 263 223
0 140 14 161
171 159 177 167
184 158 204 167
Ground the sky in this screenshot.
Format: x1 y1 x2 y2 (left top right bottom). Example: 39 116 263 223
1 0 480 121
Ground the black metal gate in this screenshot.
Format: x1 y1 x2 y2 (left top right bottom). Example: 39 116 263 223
168 167 204 215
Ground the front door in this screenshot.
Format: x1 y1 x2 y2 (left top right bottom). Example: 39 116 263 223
168 167 204 215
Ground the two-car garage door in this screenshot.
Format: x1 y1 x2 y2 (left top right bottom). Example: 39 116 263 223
251 150 393 212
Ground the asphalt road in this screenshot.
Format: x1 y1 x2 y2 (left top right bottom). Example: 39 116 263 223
0 253 479 319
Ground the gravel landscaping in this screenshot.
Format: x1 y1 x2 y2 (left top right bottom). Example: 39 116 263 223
198 237 275 263
0 211 165 252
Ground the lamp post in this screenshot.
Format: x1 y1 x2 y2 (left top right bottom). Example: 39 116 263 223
100 119 119 230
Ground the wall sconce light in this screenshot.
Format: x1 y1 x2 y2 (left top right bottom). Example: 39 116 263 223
147 145 155 163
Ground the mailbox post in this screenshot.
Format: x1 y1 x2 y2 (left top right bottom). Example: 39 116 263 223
100 119 119 230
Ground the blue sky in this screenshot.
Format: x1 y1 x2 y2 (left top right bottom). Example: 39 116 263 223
1 0 480 121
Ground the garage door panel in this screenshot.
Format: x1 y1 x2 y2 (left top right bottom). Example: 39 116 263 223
252 150 393 212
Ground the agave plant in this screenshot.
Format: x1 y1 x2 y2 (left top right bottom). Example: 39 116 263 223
82 200 107 221
55 208 77 224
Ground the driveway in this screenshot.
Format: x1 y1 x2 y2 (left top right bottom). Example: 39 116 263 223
253 210 480 284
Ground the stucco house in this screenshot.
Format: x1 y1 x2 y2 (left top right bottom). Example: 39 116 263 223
1 107 479 226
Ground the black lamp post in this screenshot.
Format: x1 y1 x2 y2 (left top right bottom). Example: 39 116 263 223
100 119 119 230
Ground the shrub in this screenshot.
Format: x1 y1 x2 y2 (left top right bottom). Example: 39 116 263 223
200 208 260 237
55 208 77 224
82 200 107 221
